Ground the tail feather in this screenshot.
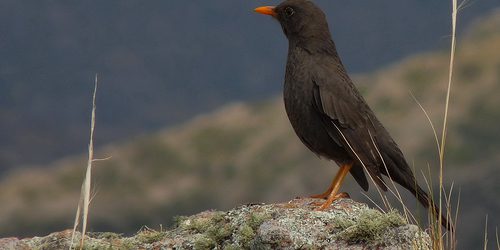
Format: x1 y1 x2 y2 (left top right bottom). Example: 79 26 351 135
414 186 454 232
378 148 453 231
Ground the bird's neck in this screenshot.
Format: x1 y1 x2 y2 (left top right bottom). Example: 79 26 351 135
288 35 344 68
287 35 350 81
289 35 340 58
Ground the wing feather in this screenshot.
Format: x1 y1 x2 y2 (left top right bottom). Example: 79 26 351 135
311 66 387 191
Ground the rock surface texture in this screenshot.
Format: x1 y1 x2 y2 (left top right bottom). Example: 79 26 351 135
0 198 430 249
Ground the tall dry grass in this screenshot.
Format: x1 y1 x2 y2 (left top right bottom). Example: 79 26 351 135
70 75 98 250
430 0 458 248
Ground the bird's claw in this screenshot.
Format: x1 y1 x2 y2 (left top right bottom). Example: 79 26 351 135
311 192 350 211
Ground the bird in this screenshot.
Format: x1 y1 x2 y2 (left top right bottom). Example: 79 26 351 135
255 0 451 230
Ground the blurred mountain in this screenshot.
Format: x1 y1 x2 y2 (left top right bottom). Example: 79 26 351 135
1 6 499 250
1 0 499 171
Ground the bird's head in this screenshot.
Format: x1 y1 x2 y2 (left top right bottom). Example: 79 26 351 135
255 0 331 43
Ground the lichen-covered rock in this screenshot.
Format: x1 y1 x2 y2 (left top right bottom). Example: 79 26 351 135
0 198 430 249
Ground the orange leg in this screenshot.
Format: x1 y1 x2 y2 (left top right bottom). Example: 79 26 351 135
314 163 353 210
310 176 336 199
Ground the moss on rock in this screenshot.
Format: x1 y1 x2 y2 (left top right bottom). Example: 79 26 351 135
2 198 430 249
337 209 406 245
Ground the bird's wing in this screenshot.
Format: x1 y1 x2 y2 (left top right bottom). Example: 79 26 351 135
311 63 387 191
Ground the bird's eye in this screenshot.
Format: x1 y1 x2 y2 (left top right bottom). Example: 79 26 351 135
284 7 295 17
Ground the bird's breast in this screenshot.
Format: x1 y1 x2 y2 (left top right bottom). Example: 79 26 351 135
283 53 343 159
283 52 316 129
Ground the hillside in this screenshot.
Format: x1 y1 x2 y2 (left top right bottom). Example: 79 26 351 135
1 0 499 170
1 8 499 249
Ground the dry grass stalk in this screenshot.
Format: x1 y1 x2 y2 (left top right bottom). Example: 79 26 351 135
433 0 458 248
70 75 99 250
484 215 488 250
496 227 499 250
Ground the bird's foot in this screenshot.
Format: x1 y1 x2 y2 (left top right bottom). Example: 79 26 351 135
312 192 350 210
309 190 332 199
337 192 350 199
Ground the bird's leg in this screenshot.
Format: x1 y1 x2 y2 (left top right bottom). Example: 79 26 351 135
311 163 353 199
314 163 353 210
310 176 336 199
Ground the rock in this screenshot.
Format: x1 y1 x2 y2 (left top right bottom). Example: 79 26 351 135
0 198 430 249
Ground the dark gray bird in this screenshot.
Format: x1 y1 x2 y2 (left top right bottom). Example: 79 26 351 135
255 0 450 230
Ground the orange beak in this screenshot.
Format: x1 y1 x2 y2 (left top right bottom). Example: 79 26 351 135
254 6 277 17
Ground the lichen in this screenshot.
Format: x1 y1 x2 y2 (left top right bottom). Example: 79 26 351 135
247 211 272 230
173 215 189 228
222 243 241 250
92 232 123 240
7 199 430 250
193 234 217 250
181 211 226 232
331 213 356 230
135 228 167 244
205 221 234 245
237 224 255 247
336 209 406 245
179 211 235 247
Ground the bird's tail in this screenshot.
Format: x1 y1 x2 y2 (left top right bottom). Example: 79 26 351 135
413 185 454 232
